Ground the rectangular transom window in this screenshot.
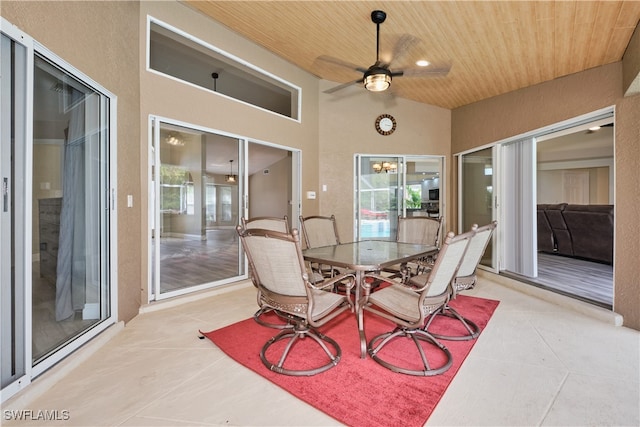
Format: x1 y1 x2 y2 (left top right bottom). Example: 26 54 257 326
148 18 300 120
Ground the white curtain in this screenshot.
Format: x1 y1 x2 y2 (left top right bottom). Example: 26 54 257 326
501 137 537 277
55 90 87 321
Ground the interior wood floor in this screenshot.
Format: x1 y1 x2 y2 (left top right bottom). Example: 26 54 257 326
504 252 613 309
32 262 99 362
157 228 242 293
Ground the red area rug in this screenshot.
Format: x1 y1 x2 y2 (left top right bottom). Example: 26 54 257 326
201 295 499 427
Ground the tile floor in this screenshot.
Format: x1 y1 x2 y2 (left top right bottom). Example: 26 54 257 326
4 274 639 426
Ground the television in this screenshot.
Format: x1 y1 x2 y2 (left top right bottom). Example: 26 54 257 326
428 188 439 201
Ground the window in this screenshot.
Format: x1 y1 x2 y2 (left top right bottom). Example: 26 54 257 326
148 18 300 120
159 164 192 215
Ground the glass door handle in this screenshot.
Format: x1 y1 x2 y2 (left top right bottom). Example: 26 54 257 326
2 177 7 212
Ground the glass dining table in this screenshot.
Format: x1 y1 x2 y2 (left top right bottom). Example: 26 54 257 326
303 239 438 358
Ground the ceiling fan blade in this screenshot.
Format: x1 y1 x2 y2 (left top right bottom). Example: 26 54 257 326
316 55 368 73
394 65 451 78
323 78 362 94
385 34 421 66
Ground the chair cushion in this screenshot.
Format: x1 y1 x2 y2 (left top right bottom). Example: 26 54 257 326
368 285 422 323
310 289 348 321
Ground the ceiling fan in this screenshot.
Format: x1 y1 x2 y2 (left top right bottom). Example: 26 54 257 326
321 10 450 94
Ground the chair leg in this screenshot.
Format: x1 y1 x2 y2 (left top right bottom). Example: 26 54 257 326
368 327 453 376
424 303 481 341
253 307 294 330
260 322 342 376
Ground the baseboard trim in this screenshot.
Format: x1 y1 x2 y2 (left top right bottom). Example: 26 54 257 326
140 280 253 314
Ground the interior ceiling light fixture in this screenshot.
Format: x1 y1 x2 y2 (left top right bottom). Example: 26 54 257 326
225 159 237 183
364 66 392 92
373 161 397 173
165 133 184 146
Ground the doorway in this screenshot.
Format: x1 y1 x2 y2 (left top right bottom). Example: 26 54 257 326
533 121 614 307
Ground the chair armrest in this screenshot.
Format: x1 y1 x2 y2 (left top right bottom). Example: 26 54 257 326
404 273 432 292
308 273 355 293
361 272 404 291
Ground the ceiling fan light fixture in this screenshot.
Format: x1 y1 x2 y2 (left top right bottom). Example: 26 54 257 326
364 67 391 92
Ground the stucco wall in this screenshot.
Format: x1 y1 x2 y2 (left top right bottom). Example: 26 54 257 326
2 0 142 323
623 24 640 96
138 1 321 305
318 80 452 241
248 155 291 219
613 92 640 330
452 63 640 330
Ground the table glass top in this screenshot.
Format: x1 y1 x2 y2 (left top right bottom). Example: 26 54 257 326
302 240 437 271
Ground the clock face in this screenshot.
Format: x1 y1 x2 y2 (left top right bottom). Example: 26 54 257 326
375 114 396 135
379 118 394 131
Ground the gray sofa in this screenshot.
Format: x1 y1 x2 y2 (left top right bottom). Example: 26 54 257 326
537 203 613 264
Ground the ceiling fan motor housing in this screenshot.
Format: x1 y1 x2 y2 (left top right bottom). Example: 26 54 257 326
371 10 386 24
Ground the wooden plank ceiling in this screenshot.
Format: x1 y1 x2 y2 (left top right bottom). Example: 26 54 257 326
183 1 640 109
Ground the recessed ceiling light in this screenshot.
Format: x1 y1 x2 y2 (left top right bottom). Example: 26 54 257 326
589 126 601 131
416 60 430 67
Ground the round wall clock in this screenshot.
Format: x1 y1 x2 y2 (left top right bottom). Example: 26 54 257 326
375 114 396 136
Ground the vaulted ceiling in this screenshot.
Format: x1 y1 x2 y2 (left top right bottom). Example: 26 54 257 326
183 1 640 109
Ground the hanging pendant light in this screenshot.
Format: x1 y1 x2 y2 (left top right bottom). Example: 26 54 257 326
225 160 237 183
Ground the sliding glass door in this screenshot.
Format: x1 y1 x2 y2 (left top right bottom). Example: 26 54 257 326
459 147 497 270
1 31 28 398
150 119 245 299
355 156 402 241
31 54 114 365
150 118 300 300
355 155 443 241
2 21 116 402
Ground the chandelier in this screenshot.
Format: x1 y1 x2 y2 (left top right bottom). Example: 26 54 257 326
165 133 184 147
372 161 397 173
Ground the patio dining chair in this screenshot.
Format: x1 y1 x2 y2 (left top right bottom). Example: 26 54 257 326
299 214 341 247
241 215 289 233
423 221 497 341
359 229 473 376
299 215 353 286
241 216 304 328
382 215 443 282
237 225 354 376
